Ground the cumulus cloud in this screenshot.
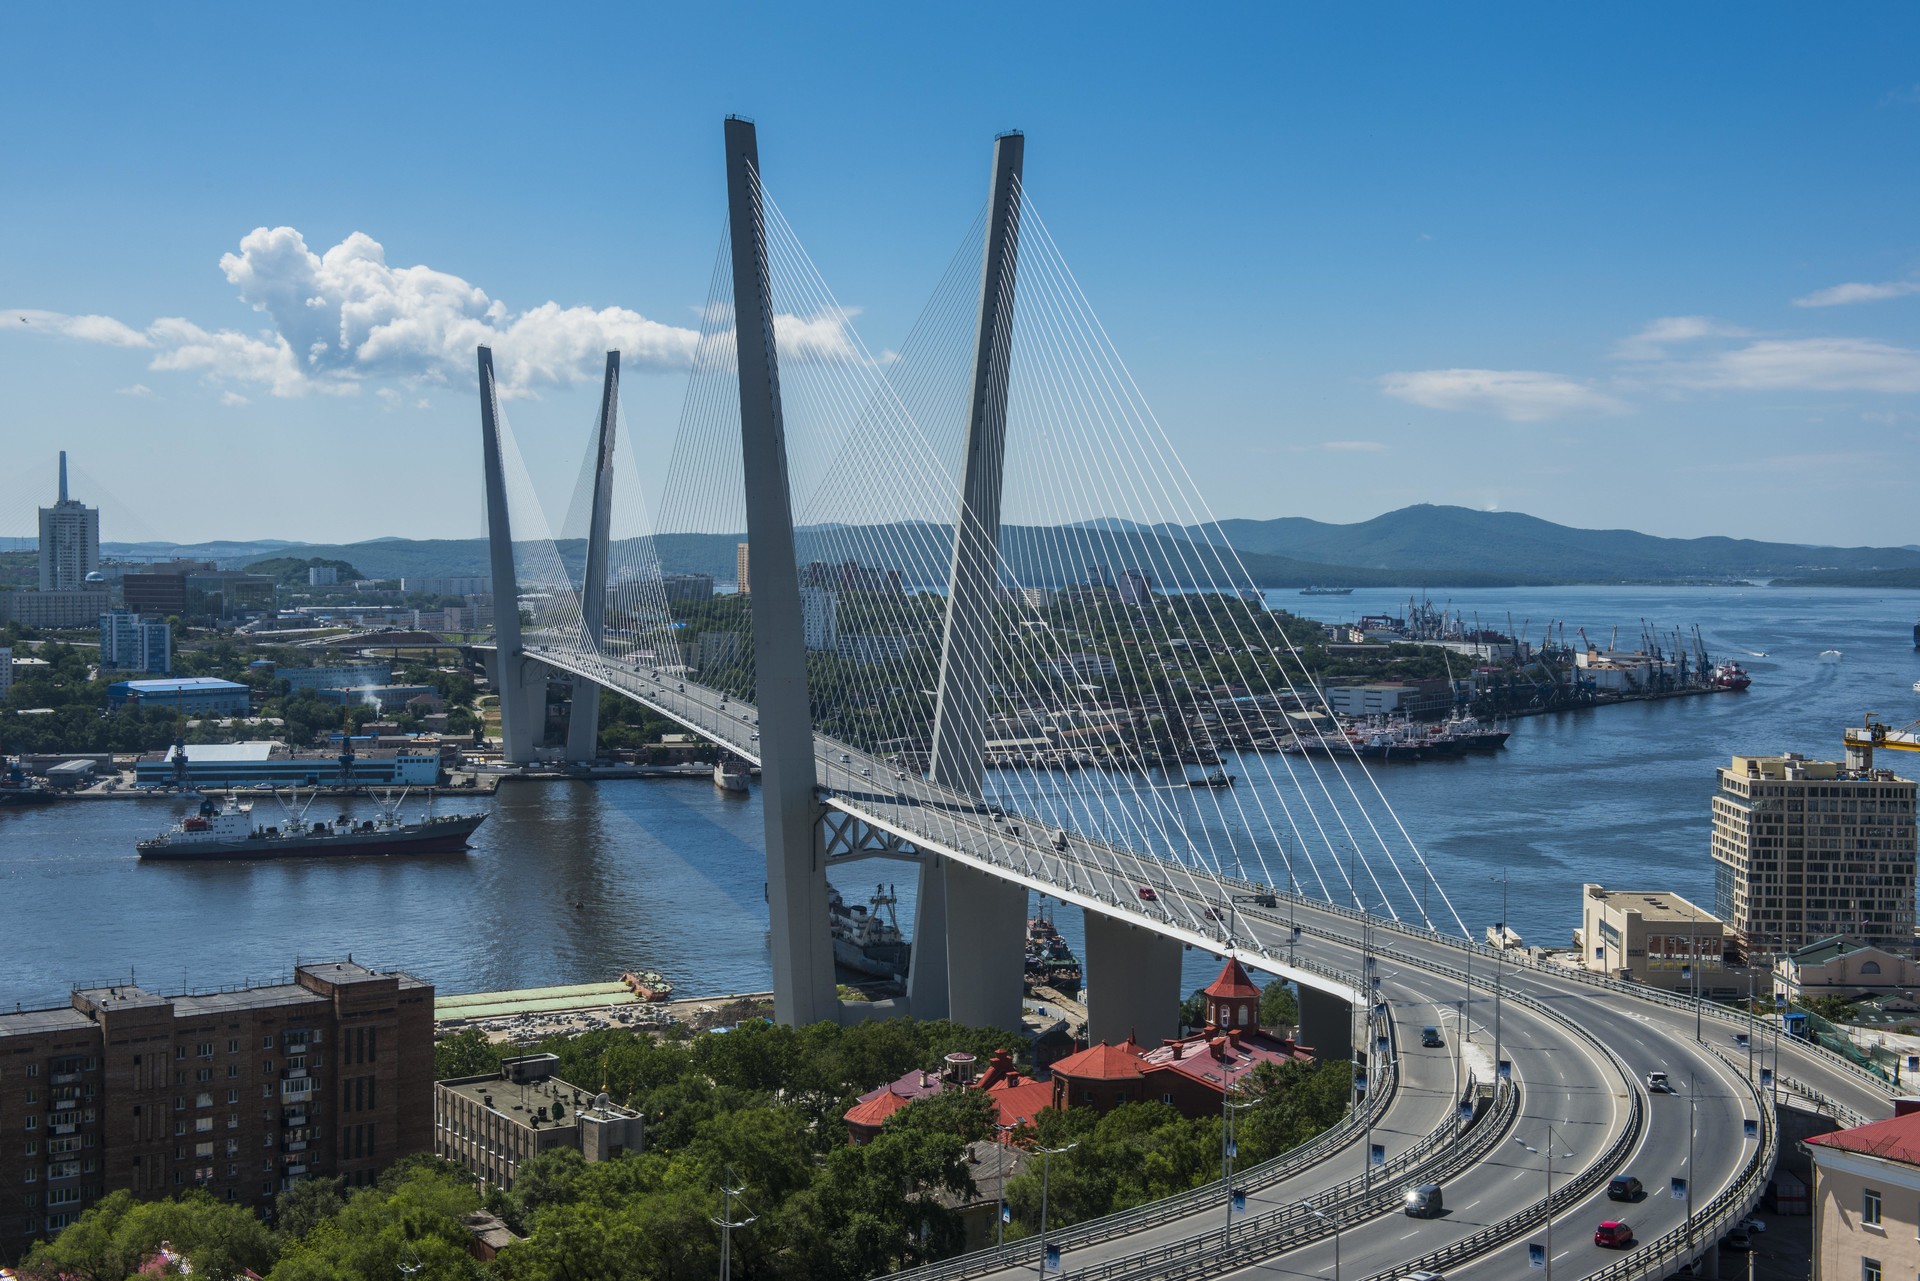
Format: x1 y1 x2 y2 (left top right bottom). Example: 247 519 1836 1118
219 391 251 407
1612 315 1751 360
1662 337 1920 394
4 226 870 401
1379 369 1624 421
116 383 156 398
1792 278 1920 308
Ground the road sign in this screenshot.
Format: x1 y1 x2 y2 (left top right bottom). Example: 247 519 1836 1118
1671 1177 1688 1201
1528 1243 1545 1268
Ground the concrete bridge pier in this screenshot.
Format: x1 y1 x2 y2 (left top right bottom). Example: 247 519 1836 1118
1083 914 1182 1047
905 857 952 1020
1297 985 1354 1065
941 862 1028 1031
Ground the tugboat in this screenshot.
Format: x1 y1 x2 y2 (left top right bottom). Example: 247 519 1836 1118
828 885 911 980
1185 766 1236 788
136 791 484 860
1025 907 1083 997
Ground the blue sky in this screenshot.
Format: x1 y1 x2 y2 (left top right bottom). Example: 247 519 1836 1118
3 4 1918 547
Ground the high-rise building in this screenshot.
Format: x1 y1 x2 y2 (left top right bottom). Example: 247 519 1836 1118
307 567 339 586
0 647 11 701
1710 751 1918 952
801 588 838 652
0 960 433 1255
735 543 751 595
98 609 172 675
37 452 100 592
660 572 714 603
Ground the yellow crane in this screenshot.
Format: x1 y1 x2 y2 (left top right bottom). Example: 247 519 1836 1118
1842 713 1920 770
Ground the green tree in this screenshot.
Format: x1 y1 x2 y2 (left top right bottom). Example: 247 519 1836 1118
1261 979 1299 1027
433 1028 504 1080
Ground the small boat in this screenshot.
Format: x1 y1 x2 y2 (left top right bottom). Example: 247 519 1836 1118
621 969 674 1002
1186 767 1236 788
1711 661 1753 691
1818 650 1843 663
1910 680 1920 694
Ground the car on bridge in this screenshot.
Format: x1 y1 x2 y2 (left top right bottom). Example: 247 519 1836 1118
1646 1071 1675 1093
1595 1220 1633 1248
1607 1174 1643 1201
1420 1026 1444 1047
1137 886 1157 902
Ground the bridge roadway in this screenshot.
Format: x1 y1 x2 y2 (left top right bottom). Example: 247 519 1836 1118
527 647 1895 1277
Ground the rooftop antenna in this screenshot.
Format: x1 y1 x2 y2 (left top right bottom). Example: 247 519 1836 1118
58 450 68 503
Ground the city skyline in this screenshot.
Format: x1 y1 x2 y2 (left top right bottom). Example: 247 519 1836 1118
3 6 1919 546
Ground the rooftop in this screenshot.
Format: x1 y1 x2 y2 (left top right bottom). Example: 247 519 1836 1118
1050 1038 1149 1081
1785 936 1898 966
438 1069 634 1131
1203 957 1263 1002
1808 1109 1920 1167
1584 885 1720 926
114 677 249 693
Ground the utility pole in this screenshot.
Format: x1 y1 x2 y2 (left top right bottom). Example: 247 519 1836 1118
713 1177 756 1281
1513 1126 1574 1281
994 1122 1016 1248
1035 1141 1076 1278
1222 1066 1256 1243
1493 874 1507 1073
1296 1201 1340 1281
1685 1071 1697 1254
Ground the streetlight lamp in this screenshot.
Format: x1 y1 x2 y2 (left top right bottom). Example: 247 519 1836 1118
713 1176 757 1281
1222 1066 1258 1243
1512 1126 1576 1281
1296 1200 1340 1281
1034 1141 1077 1279
1492 873 1508 1073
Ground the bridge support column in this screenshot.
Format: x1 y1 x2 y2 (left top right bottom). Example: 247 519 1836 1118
565 352 620 764
725 117 838 1027
906 858 951 1021
478 346 536 765
1297 985 1354 1066
943 863 1028 1031
1082 914 1182 1047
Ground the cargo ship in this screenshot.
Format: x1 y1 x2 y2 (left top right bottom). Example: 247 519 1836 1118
1025 909 1083 997
136 793 484 860
1298 585 1354 596
0 765 57 808
829 885 911 980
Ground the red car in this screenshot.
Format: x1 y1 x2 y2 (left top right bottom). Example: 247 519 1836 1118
1594 1221 1633 1248
1137 886 1158 902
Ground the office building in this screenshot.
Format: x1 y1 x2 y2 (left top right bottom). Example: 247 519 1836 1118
99 609 172 675
1575 884 1726 991
660 572 714 603
307 567 338 586
1117 570 1152 605
37 452 100 592
735 543 750 595
0 647 10 700
0 588 112 630
401 576 491 598
1808 1105 1920 1281
107 677 250 716
183 572 276 620
1711 752 1918 951
801 588 838 652
836 634 912 666
132 741 442 789
278 663 393 694
120 563 216 617
0 960 433 1255
434 1054 643 1190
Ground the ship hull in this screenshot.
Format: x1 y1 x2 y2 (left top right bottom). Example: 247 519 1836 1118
137 814 486 861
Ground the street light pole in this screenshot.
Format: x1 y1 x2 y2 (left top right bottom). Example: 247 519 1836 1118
1686 1072 1697 1253
994 1122 1016 1248
1035 1141 1077 1279
1222 1066 1257 1243
1513 1126 1575 1281
1297 1201 1340 1281
712 1176 756 1281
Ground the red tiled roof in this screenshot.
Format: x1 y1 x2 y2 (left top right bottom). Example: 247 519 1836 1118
989 1078 1055 1129
1137 1027 1312 1088
1203 956 1263 1002
1051 1040 1148 1081
844 1087 917 1130
1807 1110 1920 1166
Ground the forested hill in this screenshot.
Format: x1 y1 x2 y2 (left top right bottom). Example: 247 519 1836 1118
1197 505 1920 582
79 506 1920 587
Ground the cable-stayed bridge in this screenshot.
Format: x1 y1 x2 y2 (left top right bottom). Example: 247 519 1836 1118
469 118 1891 1278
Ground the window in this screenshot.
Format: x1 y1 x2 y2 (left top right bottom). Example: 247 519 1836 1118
228 1065 239 1079
228 1039 240 1054
227 1090 239 1105
1866 1188 1883 1226
263 1035 274 1049
1162 1093 1174 1105
24 1116 36 1131
23 1141 37 1156
1860 1258 1880 1281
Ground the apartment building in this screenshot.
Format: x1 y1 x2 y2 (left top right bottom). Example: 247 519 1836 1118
1808 1105 1920 1281
434 1053 643 1190
0 960 433 1258
1710 752 1918 952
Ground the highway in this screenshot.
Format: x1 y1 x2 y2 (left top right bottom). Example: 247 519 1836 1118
523 646 1895 1277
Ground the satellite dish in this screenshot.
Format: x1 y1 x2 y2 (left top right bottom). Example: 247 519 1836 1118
85 571 105 583
595 1093 612 1109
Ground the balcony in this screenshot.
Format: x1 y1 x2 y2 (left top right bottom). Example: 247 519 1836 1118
49 1122 78 1136
48 1097 78 1114
281 1111 308 1128
281 1066 308 1081
283 1139 308 1153
50 1072 80 1086
284 1163 308 1177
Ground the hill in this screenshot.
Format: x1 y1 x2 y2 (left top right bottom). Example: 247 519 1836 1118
1198 505 1920 582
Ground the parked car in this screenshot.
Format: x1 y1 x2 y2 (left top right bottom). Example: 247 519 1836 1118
1595 1221 1633 1248
1607 1175 1644 1202
1723 1226 1752 1253
1646 1071 1674 1093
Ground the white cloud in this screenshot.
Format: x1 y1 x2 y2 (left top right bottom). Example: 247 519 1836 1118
4 226 875 402
3 309 150 347
1665 337 1920 394
1612 315 1751 360
220 391 251 407
1792 278 1920 308
116 383 155 398
1379 369 1625 421
1321 440 1387 453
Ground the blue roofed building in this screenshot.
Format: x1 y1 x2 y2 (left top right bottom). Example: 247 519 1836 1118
106 676 250 715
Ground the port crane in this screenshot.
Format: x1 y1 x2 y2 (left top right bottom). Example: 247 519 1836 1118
1843 713 1920 770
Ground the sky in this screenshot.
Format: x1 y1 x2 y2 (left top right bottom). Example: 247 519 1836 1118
2 5 1918 548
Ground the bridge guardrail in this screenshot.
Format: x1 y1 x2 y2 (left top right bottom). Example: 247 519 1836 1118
887 977 1393 1281
1043 1075 1521 1281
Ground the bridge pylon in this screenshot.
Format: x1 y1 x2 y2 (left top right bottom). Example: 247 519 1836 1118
565 352 620 763
724 116 840 1028
478 347 541 765
909 131 1031 1030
